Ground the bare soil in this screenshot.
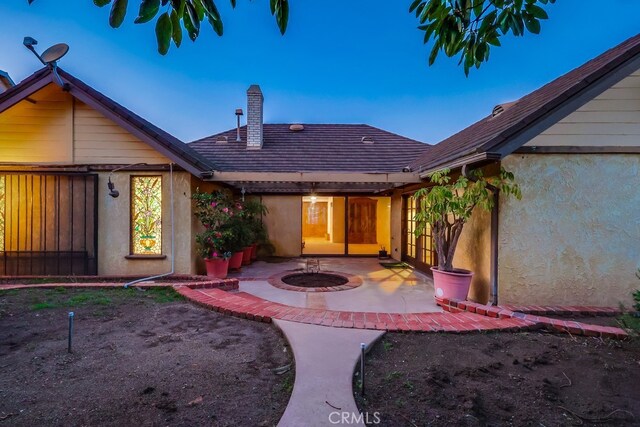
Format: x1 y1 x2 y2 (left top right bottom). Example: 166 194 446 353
355 332 640 426
0 288 293 426
281 273 348 288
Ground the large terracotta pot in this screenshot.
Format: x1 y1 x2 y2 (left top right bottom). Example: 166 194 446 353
431 267 473 302
242 247 253 265
250 243 258 261
204 258 229 279
229 251 244 270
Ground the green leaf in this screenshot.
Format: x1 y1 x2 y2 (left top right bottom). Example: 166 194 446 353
272 0 289 35
94 0 112 6
230 0 236 7
524 17 540 34
183 2 200 41
155 12 172 54
208 15 224 36
109 0 128 28
134 0 160 24
170 9 183 47
409 0 423 13
526 4 548 19
428 42 439 65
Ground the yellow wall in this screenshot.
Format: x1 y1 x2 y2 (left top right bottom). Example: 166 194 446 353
375 197 391 251
499 154 640 306
452 208 491 303
0 84 169 165
332 197 346 243
262 195 302 257
389 190 403 260
98 171 195 275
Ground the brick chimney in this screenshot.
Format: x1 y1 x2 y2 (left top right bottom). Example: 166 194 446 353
246 84 263 149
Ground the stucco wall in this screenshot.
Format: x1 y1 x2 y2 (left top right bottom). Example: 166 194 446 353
262 195 302 257
390 190 403 260
98 171 195 276
499 154 640 306
453 208 492 304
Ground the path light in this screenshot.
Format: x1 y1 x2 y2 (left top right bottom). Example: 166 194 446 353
68 312 74 353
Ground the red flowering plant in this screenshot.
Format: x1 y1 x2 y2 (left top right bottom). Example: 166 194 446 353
192 189 235 260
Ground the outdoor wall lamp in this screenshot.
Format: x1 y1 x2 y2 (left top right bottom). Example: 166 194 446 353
107 163 148 198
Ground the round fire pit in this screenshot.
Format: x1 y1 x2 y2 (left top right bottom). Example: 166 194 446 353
282 272 349 288
268 270 363 292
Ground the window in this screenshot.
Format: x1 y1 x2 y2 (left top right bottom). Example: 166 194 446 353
403 194 436 268
131 176 162 255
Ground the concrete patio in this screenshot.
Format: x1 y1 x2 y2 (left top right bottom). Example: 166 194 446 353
229 258 441 313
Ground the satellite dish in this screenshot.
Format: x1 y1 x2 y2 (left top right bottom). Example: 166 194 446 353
40 43 69 64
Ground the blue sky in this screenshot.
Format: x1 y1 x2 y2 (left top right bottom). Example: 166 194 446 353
0 1 638 143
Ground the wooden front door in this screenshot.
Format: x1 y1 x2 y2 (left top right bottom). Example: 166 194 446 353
348 197 377 244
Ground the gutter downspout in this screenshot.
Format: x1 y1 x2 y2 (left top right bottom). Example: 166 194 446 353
124 163 175 288
462 163 500 306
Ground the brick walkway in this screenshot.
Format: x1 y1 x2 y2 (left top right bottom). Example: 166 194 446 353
0 279 629 339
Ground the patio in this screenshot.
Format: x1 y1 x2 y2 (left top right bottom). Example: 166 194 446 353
228 258 441 313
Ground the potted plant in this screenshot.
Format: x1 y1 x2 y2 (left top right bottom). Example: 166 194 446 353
414 168 521 302
378 246 388 259
195 229 232 278
192 189 235 277
242 198 269 260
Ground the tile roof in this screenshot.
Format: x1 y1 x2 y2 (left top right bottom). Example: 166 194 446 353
0 67 215 176
410 33 640 173
189 124 430 173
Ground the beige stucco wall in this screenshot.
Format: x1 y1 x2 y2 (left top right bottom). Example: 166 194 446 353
262 195 302 257
98 171 195 276
499 154 640 306
452 208 491 304
390 190 403 260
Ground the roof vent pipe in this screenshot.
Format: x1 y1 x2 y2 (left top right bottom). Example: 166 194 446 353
361 136 374 144
235 108 243 142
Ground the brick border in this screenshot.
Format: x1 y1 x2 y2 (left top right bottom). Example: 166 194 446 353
439 298 629 340
267 270 363 293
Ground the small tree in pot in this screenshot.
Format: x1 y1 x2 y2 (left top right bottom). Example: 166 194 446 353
414 167 521 302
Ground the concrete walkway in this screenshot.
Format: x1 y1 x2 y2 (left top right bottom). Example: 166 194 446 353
274 319 384 427
233 258 441 313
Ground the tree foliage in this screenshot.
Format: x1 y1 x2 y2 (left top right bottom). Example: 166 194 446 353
410 0 556 74
413 168 521 271
27 0 556 72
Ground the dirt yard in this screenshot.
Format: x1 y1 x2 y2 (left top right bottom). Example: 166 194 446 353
355 332 640 426
0 287 293 426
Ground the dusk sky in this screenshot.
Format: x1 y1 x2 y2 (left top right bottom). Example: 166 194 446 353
0 1 638 144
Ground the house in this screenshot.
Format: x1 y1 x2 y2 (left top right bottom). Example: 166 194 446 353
1 33 638 308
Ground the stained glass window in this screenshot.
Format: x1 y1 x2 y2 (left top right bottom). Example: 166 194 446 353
0 175 4 252
131 176 162 255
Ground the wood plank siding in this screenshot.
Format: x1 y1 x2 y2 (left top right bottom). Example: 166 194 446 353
0 83 169 165
525 70 640 147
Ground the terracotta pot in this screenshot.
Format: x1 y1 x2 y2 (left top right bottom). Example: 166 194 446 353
242 246 253 265
229 251 244 270
431 267 473 302
250 243 258 260
204 258 229 279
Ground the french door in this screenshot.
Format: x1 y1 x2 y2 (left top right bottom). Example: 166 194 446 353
402 194 436 271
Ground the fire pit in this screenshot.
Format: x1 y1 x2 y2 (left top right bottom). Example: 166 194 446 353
281 272 349 288
268 269 363 292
